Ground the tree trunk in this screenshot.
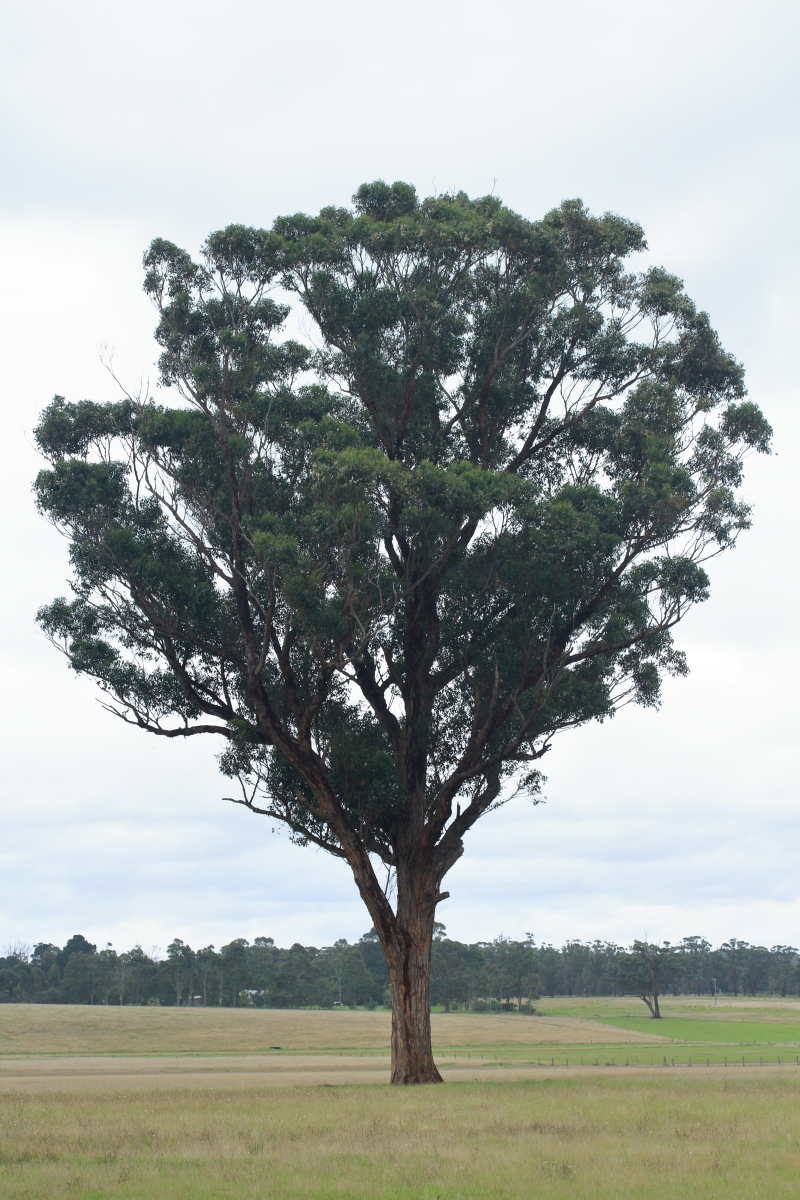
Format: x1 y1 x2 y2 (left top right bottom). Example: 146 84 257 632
640 991 662 1018
346 834 451 1084
384 926 443 1084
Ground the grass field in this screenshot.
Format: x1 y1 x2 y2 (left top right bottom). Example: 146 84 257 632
3 1001 800 1197
601 1017 800 1043
0 1004 669 1057
2 1076 800 1198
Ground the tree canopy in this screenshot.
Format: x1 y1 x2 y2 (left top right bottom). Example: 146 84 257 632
34 181 770 1080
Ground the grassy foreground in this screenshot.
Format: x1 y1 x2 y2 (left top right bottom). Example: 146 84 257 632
2 1076 799 1199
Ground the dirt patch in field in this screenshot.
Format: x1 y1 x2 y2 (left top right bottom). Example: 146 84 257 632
0 1005 668 1056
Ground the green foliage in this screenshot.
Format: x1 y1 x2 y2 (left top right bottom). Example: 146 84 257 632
613 940 683 1017
1 930 795 1007
33 182 770 949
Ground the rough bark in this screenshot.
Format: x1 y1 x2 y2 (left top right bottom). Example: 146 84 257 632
353 857 444 1084
383 922 443 1084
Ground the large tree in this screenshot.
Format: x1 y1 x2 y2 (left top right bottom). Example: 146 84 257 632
34 182 770 1082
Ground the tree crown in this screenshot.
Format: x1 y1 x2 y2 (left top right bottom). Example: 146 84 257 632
34 182 770 902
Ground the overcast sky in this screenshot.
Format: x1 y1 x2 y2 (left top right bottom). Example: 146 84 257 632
1 0 798 957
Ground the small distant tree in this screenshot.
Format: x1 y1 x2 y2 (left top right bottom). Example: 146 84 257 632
56 935 96 975
95 949 118 1005
614 940 682 1018
274 943 320 1007
31 944 60 974
560 942 591 996
357 929 390 1001
717 938 749 996
221 939 249 1005
248 938 276 1005
769 946 798 998
511 940 542 1012
166 938 195 1006
431 934 471 1012
676 935 712 995
741 945 771 996
537 944 563 998
194 946 218 1006
339 946 374 1007
125 946 158 1004
34 182 770 1080
113 952 132 1005
323 939 350 1005
62 952 95 1003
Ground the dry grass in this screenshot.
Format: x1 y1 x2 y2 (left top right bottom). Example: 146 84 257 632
0 1005 668 1057
9 1054 781 1093
2 1076 799 1198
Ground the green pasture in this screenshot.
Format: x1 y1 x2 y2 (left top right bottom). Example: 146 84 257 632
600 1017 800 1044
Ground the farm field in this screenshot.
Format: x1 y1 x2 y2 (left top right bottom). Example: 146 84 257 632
600 1016 800 1043
3 1005 800 1197
534 994 800 1020
2 1000 800 1088
2 1076 800 1198
0 1003 669 1057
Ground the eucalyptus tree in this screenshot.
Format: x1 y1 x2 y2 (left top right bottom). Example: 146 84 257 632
34 181 770 1082
614 940 682 1018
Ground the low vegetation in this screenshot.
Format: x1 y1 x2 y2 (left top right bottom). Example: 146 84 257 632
2 1003 800 1196
2 1077 799 1198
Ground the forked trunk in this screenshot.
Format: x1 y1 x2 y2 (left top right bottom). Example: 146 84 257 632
384 923 443 1084
642 990 662 1018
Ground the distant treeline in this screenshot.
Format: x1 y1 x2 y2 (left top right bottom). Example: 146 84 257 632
1 931 796 1008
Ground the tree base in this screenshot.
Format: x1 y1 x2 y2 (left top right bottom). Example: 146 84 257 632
390 1061 444 1085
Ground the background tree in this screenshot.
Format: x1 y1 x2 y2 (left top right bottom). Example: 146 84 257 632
560 942 592 997
166 938 194 1006
741 945 772 997
717 938 749 996
273 943 324 1007
220 939 249 1005
194 945 219 1006
56 935 96 975
511 940 542 1012
62 953 91 1003
614 940 682 1018
431 931 469 1012
537 944 564 998
112 952 132 1005
94 948 118 1006
356 929 391 1004
31 944 60 974
769 946 798 998
676 936 713 995
34 182 770 1081
338 945 375 1007
322 938 350 1005
125 946 158 1005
